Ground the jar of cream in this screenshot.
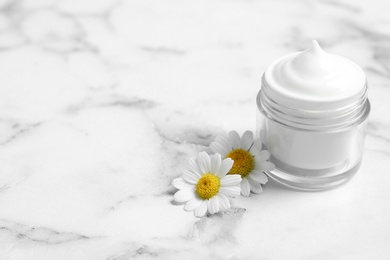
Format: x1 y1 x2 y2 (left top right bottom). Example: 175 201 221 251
256 40 370 191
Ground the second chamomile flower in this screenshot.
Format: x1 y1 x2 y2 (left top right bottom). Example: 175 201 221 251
210 130 275 196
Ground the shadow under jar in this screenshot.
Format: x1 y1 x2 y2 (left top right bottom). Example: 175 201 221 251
256 41 370 191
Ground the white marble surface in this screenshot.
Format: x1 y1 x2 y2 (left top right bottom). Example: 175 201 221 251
0 0 389 259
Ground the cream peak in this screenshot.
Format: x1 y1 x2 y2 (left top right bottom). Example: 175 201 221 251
263 40 366 109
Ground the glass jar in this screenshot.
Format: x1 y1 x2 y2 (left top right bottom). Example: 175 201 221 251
256 42 370 191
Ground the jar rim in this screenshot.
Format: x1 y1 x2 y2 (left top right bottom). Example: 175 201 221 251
257 85 370 132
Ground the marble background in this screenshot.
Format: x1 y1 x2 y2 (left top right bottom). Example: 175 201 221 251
0 0 389 259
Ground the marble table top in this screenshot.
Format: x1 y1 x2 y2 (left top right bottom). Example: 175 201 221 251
1 0 390 259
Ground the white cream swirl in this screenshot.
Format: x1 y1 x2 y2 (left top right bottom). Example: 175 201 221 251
263 40 366 110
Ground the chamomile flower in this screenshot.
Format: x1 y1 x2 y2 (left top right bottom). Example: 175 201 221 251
172 151 241 217
210 130 275 196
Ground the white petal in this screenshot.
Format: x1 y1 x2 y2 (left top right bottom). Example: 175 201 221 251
228 131 241 149
210 142 227 156
254 150 271 161
265 161 275 171
194 200 208 217
255 161 275 172
172 178 194 189
247 175 263 194
249 171 268 184
174 189 195 203
210 137 231 156
250 138 263 154
220 174 242 186
209 154 221 175
207 196 220 215
182 170 199 184
240 178 250 196
254 163 265 172
216 158 233 177
219 186 240 198
184 197 203 212
216 194 231 211
217 136 232 148
241 131 254 150
197 151 211 174
188 158 202 176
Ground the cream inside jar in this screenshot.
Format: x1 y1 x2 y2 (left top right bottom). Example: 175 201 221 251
257 41 370 191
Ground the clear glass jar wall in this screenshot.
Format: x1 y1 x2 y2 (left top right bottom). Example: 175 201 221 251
256 89 370 191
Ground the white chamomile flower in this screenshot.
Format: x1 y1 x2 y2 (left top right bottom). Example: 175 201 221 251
210 130 275 196
172 151 242 217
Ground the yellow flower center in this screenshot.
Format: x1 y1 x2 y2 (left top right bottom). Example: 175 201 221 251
226 149 254 177
196 174 220 200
